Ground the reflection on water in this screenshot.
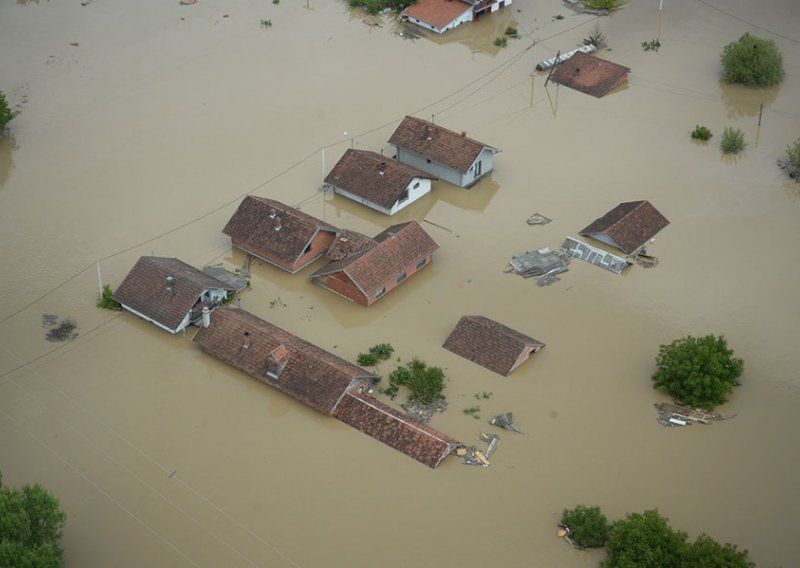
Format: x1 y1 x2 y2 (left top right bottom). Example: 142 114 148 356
0 136 17 187
719 80 779 119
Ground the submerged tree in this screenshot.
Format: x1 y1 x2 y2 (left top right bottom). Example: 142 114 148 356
652 335 744 410
720 32 784 87
684 534 755 568
0 92 14 133
602 510 687 568
561 505 610 548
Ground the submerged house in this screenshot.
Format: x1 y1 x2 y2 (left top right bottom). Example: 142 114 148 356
550 52 630 98
113 256 236 334
442 315 545 376
388 116 500 188
324 149 435 215
311 221 439 306
403 0 513 35
194 307 459 468
223 196 339 273
578 200 669 254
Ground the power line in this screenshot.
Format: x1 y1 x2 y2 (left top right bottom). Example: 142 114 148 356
696 0 799 44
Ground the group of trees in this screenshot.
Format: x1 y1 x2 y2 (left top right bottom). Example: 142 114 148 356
0 473 66 568
0 91 13 133
561 506 754 567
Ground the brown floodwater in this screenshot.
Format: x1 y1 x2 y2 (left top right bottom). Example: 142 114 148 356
1 0 799 566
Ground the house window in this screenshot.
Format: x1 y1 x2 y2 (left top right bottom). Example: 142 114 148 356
398 189 409 203
303 243 312 254
374 287 386 298
416 258 426 269
413 181 420 189
396 272 406 284
426 158 432 164
474 160 482 177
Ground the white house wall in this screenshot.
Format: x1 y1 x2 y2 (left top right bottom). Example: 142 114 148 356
407 7 472 34
491 0 512 13
462 148 496 187
395 148 463 187
389 178 432 215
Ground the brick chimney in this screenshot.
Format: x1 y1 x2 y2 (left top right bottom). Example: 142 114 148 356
266 344 289 379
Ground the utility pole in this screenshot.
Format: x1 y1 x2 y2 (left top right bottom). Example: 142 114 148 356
96 260 103 298
321 146 326 182
530 41 537 76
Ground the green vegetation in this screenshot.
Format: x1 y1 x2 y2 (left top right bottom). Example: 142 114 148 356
348 0 415 15
652 335 744 410
785 138 800 173
272 0 279 4
96 284 121 310
641 38 661 52
504 26 518 38
493 37 508 48
683 534 755 568
0 92 13 133
0 472 67 568
474 391 492 400
554 14 565 20
463 406 480 419
357 343 395 367
357 352 379 366
385 358 445 404
260 19 272 27
691 125 713 141
721 32 784 87
582 0 619 10
720 127 746 154
561 505 610 548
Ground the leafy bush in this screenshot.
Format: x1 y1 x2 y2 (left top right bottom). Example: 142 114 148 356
684 534 755 568
348 0 415 14
691 125 712 141
603 510 687 568
97 284 121 310
641 38 661 52
260 19 272 27
720 127 746 154
368 343 394 360
583 0 618 10
504 26 518 38
357 352 379 366
387 358 445 404
652 335 744 410
721 33 784 87
0 92 13 133
493 37 507 48
786 138 800 172
561 505 610 548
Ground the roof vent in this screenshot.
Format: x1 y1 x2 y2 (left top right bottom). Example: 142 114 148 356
274 216 281 231
242 331 251 350
425 126 433 141
166 275 174 292
269 208 276 219
461 131 467 137
379 162 387 175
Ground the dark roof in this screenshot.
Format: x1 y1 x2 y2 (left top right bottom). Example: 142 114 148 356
311 222 439 298
388 116 498 173
442 315 545 377
193 307 374 414
578 200 669 254
326 229 377 262
403 0 473 30
334 391 459 468
113 257 234 331
325 149 435 209
223 196 338 266
551 52 630 98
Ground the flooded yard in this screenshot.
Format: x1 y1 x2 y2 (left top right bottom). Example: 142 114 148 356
1 0 798 566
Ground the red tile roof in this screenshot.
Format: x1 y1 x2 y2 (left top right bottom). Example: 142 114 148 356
442 316 545 376
311 221 439 298
325 149 434 209
193 307 374 414
113 257 234 331
222 196 338 266
334 391 459 468
326 229 376 262
388 116 498 173
578 200 669 254
403 0 473 31
551 52 630 98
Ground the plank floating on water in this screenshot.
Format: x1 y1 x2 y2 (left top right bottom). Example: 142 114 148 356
536 44 596 71
561 237 630 274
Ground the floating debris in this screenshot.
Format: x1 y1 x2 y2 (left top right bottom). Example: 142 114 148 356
536 266 569 286
479 433 501 457
404 400 447 424
629 248 659 268
490 412 522 433
462 446 491 467
557 524 589 550
561 237 630 274
526 213 552 226
654 402 735 427
508 248 570 279
41 313 59 328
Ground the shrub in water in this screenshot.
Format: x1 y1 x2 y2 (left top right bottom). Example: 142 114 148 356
720 127 746 154
691 125 712 141
721 33 783 87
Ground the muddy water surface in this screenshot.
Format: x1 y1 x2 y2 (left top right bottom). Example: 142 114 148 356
1 1 799 566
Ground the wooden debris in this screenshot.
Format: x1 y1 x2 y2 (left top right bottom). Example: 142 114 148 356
654 402 736 427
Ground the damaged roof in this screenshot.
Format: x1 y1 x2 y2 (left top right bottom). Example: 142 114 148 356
442 315 545 377
334 391 459 469
223 196 338 266
551 52 630 98
193 307 374 414
312 221 439 298
388 116 499 173
325 149 435 209
578 200 669 254
113 256 234 331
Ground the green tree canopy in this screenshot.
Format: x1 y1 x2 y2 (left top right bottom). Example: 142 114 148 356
0 92 14 133
601 510 687 568
683 534 755 568
652 335 744 410
561 505 610 548
721 32 784 87
0 473 66 568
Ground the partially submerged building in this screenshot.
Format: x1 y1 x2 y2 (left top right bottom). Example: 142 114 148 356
578 200 669 254
324 149 435 215
442 315 545 376
113 256 236 334
388 116 500 188
311 221 438 306
223 196 338 273
550 51 630 98
403 0 513 35
194 307 459 468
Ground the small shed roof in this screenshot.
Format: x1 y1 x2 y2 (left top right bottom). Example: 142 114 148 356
334 391 459 469
403 0 473 31
113 256 234 331
326 149 435 209
578 200 669 254
442 315 545 376
193 307 374 415
551 52 630 98
312 221 439 298
388 116 499 173
223 196 338 266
